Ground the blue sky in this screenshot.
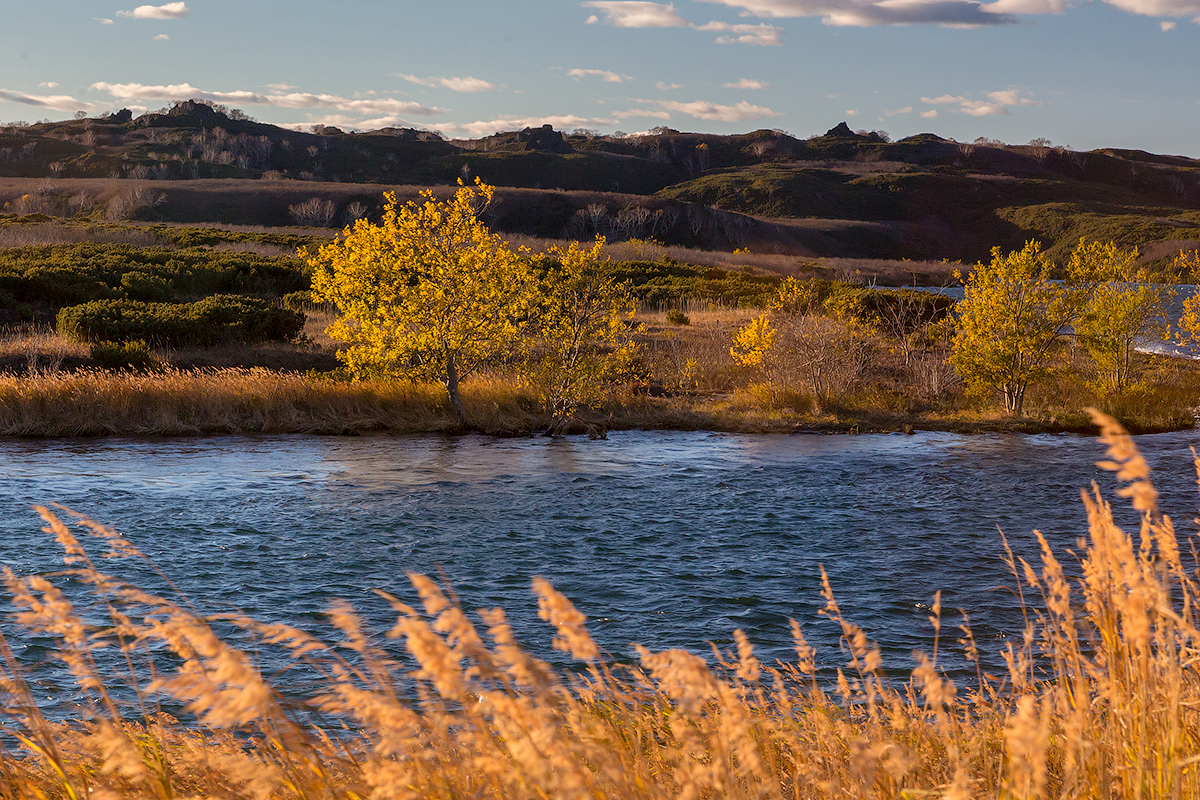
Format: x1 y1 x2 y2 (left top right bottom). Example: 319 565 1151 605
2 1 1198 155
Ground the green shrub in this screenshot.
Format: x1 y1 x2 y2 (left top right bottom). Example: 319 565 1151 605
90 340 156 371
0 243 308 309
666 309 690 325
282 290 314 312
121 272 172 302
57 295 305 347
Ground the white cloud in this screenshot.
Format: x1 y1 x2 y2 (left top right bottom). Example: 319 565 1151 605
586 13 600 22
724 78 772 89
39 82 59 89
845 109 861 116
568 68 631 83
582 1 787 44
0 88 99 112
267 83 296 91
117 2 189 20
153 33 169 40
658 99 779 121
696 0 1200 25
396 74 497 92
1103 0 1200 22
445 114 609 137
884 106 913 116
657 81 685 90
581 1 692 26
90 82 443 117
921 109 938 118
694 0 1020 26
921 88 1041 116
1161 19 1177 27
95 17 114 24
697 20 785 43
614 108 673 119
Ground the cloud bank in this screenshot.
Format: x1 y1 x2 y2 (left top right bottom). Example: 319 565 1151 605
117 2 189 20
658 99 779 121
581 1 785 42
397 74 497 92
90 82 443 118
0 89 98 112
921 88 1041 116
696 0 1200 26
580 1 692 26
567 68 631 83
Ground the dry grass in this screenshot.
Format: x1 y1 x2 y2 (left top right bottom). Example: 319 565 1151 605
0 369 546 436
0 222 169 248
2 411 1199 798
0 325 90 373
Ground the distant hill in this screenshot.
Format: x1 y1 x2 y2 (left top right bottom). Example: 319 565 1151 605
2 103 1199 265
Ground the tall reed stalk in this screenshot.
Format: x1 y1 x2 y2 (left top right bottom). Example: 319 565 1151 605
0 409 1197 798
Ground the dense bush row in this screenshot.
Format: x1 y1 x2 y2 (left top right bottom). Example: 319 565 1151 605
150 224 318 251
605 260 780 308
56 295 305 347
601 259 955 324
0 243 306 307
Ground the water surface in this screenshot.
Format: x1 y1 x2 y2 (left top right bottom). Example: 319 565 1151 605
2 429 1199 683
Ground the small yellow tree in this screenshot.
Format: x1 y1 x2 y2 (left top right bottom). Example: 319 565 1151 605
951 241 1088 415
768 277 818 315
532 239 641 434
730 314 776 368
1073 239 1174 394
1172 250 1200 349
309 181 533 423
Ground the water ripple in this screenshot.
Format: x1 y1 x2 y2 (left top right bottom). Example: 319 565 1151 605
2 429 1199 681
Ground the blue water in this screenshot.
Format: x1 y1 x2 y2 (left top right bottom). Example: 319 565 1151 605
2 429 1199 691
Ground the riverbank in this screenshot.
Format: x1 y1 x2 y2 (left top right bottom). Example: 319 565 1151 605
0 366 1194 437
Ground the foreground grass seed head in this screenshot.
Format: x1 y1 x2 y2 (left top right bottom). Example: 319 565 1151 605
0 410 1197 798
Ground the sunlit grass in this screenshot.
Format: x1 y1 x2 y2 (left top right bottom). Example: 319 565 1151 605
1 411 1198 798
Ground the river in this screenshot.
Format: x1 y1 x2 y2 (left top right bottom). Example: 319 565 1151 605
2 429 1199 689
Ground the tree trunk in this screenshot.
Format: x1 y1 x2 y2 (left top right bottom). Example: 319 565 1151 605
445 352 467 425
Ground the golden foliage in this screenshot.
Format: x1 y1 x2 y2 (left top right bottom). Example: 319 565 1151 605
729 313 776 367
530 238 642 433
309 180 534 421
1072 239 1175 394
950 241 1088 415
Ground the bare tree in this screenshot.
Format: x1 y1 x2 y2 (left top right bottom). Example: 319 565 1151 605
288 197 337 227
344 201 369 224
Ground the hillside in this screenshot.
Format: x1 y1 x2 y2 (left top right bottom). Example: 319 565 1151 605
3 104 1199 266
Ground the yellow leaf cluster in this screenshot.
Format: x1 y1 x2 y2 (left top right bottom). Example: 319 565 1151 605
730 314 776 368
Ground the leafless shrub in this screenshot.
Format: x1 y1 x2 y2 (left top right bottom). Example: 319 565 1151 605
288 197 337 227
105 186 166 221
773 315 872 400
343 201 369 224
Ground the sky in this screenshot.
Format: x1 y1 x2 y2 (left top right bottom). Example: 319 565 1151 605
1 0 1198 156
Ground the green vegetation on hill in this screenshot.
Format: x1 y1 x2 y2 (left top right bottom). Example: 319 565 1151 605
0 243 306 311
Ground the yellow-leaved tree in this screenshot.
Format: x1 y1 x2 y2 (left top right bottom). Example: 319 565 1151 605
951 241 1090 415
531 239 641 435
730 314 776 369
309 181 533 424
1172 249 1200 350
1073 239 1175 394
